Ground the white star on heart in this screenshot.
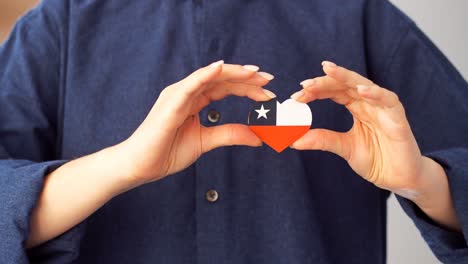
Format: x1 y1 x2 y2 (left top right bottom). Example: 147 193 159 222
255 104 270 119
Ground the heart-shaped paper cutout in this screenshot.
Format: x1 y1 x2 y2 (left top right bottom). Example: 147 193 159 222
248 99 312 153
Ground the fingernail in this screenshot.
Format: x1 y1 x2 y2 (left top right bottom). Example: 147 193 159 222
322 61 337 68
262 89 277 98
243 65 260 72
300 79 316 87
290 90 305 100
357 84 370 92
257 72 275 80
209 60 224 68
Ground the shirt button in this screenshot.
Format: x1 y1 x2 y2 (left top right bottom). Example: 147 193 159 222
206 189 219 203
207 110 221 123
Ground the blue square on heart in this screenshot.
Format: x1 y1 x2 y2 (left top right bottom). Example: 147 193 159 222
248 99 277 125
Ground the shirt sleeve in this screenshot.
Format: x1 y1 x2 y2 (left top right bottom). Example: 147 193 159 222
364 0 468 262
0 2 84 263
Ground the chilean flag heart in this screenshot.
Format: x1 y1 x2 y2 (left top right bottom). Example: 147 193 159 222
248 99 312 153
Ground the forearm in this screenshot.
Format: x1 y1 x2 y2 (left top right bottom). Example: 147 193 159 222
397 156 461 231
26 142 137 248
24 62 267 249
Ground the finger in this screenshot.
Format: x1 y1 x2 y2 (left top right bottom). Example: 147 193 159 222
356 84 408 126
291 88 352 106
316 63 405 121
306 76 360 99
228 71 275 87
301 77 348 92
179 63 273 98
201 124 262 153
291 76 355 105
356 84 400 108
207 82 276 101
173 62 273 99
191 83 276 114
216 64 273 83
291 129 351 161
322 61 373 88
176 60 225 97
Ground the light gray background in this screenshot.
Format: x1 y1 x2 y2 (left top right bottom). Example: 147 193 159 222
387 0 467 263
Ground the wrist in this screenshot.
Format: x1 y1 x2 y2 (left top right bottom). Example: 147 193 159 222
392 157 445 207
394 156 460 230
97 142 146 196
390 156 448 209
409 157 446 209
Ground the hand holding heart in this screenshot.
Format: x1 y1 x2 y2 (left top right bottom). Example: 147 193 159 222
279 61 457 230
122 61 275 185
291 61 428 196
26 61 458 249
124 60 437 206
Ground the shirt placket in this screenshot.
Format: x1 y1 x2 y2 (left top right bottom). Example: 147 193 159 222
194 0 228 263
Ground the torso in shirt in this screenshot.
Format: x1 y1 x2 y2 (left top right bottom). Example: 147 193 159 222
54 1 389 263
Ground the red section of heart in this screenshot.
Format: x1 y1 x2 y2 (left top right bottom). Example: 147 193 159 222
249 125 310 153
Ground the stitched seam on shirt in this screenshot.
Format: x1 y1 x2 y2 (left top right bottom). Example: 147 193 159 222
55 1 70 160
197 1 207 68
20 4 62 161
25 2 67 160
378 0 415 85
38 2 66 160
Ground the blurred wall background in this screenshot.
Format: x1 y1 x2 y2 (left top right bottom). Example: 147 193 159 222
0 0 39 41
0 1 466 263
388 1 467 263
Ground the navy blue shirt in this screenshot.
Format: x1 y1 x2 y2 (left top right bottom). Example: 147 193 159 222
1 0 467 263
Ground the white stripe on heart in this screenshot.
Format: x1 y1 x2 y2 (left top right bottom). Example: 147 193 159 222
276 99 312 126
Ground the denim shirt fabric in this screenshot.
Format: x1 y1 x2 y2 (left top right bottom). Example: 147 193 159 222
0 0 467 263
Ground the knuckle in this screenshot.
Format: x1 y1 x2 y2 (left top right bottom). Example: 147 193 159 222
159 86 173 99
384 89 400 103
372 85 385 97
391 91 400 102
371 84 381 91
315 77 326 87
240 69 257 80
193 73 208 86
181 87 196 98
160 86 170 95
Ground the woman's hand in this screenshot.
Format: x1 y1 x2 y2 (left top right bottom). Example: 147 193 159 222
27 61 276 248
291 61 421 192
291 61 460 230
122 61 275 186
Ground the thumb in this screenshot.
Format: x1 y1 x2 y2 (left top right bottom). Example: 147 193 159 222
201 124 262 153
291 129 351 160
